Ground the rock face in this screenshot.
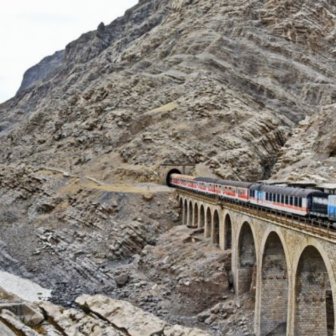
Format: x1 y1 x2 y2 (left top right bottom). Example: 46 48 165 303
109 226 254 335
0 288 212 336
3 0 336 181
0 164 177 307
75 295 210 336
17 50 64 94
273 104 336 182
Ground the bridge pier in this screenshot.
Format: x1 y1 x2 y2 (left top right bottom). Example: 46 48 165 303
178 191 336 336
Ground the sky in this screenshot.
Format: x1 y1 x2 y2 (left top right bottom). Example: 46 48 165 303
0 0 138 104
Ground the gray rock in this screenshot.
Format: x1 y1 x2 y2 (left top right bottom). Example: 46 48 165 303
115 274 130 287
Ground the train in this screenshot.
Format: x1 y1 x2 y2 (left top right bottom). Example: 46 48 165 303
170 174 336 222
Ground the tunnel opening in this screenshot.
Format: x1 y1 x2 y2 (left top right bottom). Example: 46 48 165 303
260 232 288 336
166 169 182 186
238 222 256 296
206 208 212 238
295 246 335 336
212 210 220 245
224 214 232 250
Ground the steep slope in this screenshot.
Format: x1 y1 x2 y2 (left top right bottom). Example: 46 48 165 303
17 50 64 94
273 103 336 182
1 0 336 182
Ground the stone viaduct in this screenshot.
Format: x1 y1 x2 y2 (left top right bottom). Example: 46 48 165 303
177 190 336 336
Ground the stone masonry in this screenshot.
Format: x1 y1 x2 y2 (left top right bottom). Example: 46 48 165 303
177 190 336 336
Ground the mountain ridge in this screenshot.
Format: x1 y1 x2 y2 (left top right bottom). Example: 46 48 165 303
1 0 336 182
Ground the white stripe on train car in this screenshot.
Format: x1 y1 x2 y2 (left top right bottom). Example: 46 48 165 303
250 199 308 216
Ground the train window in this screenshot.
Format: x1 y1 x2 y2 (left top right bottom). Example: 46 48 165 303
289 196 293 205
285 196 289 204
281 195 284 203
299 198 302 207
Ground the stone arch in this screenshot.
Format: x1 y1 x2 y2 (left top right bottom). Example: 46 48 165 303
194 202 199 227
166 169 182 186
212 210 220 245
188 200 193 226
260 232 288 336
205 207 212 238
224 213 232 250
294 245 335 336
199 204 205 228
237 221 257 296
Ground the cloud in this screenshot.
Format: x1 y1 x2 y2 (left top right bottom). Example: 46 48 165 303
0 0 138 104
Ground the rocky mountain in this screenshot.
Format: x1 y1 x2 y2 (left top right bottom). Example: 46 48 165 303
2 0 336 182
17 50 64 94
273 103 336 182
1 0 336 335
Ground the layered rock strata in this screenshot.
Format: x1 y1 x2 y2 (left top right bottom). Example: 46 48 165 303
3 0 336 181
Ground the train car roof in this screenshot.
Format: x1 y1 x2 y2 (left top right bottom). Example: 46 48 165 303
216 180 254 188
251 183 325 198
171 174 196 180
194 177 220 183
194 177 253 188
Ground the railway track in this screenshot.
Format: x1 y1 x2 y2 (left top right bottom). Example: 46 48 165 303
178 189 336 242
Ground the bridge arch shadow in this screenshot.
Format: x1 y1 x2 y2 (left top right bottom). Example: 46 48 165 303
194 203 199 227
188 200 193 226
224 214 232 250
205 207 212 238
199 204 205 228
212 210 220 245
179 198 183 224
294 246 335 336
183 199 188 225
237 221 257 297
260 232 288 336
